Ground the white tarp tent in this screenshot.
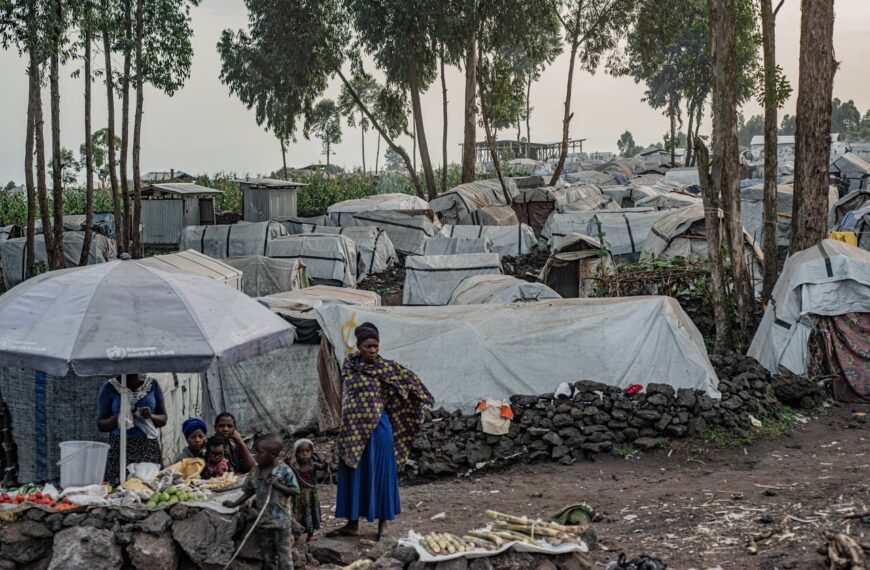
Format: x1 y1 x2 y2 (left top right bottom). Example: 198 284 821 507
327 193 429 225
748 240 870 375
139 249 243 290
541 209 671 259
223 255 310 297
439 224 537 258
266 233 358 287
346 210 440 256
423 236 493 256
429 179 519 225
1 232 117 289
316 297 721 411
403 253 502 306
459 205 520 226
448 274 561 305
179 221 287 259
741 183 839 247
272 215 333 234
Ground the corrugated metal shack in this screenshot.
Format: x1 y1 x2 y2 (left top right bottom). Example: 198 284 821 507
139 183 223 245
236 178 306 222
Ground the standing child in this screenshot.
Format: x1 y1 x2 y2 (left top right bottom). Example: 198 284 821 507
288 439 323 542
214 412 255 473
175 417 208 463
201 436 230 480
224 433 299 570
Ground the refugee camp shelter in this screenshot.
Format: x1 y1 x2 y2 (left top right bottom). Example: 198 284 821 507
748 240 870 402
179 221 288 258
346 209 440 255
1 232 116 289
273 215 332 234
429 179 518 225
0 225 19 243
223 255 310 297
315 296 721 412
439 224 538 258
266 233 359 287
830 189 870 229
235 177 306 223
837 208 870 251
511 184 604 237
448 274 561 305
403 253 502 305
831 153 870 191
423 236 493 256
139 183 223 245
541 208 671 261
327 193 429 226
540 233 615 298
741 183 839 247
139 249 243 290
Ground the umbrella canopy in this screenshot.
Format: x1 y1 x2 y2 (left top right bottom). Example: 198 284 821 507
0 257 295 377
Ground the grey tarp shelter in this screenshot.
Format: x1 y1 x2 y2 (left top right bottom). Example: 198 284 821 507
139 249 243 290
236 177 306 222
830 189 870 229
315 296 721 412
741 183 839 247
140 183 223 245
403 253 502 306
459 205 520 226
328 193 429 226
291 225 397 279
541 233 615 298
564 171 616 186
830 153 870 191
423 237 493 256
266 233 359 287
223 255 311 297
541 208 671 260
448 274 561 305
748 240 870 375
429 179 519 225
1 232 116 289
438 224 537 258
179 221 288 258
511 184 605 237
272 215 333 234
345 210 440 255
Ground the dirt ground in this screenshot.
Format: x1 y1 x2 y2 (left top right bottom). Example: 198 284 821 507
317 403 870 569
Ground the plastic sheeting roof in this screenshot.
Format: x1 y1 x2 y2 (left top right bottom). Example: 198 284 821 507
403 253 502 306
266 233 358 287
439 224 538 258
429 179 518 225
139 249 243 290
448 274 561 305
327 193 429 225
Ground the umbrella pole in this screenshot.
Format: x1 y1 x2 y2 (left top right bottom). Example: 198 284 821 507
120 373 127 484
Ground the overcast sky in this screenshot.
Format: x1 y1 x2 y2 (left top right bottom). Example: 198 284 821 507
0 0 869 184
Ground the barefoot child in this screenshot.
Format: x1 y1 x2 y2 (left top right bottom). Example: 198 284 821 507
175 417 208 463
201 436 230 480
224 434 300 570
288 439 323 542
214 412 255 473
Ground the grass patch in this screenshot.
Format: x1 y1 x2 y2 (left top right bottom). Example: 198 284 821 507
700 406 799 449
612 445 637 459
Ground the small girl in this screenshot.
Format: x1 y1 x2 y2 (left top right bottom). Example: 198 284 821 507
214 412 255 473
201 436 230 480
288 439 323 542
175 417 208 463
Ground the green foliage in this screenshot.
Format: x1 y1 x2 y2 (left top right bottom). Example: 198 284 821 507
779 114 796 135
738 113 764 148
611 445 637 459
48 147 80 187
617 131 640 157
310 99 343 163
384 147 405 172
141 0 200 96
80 128 121 189
0 187 114 226
701 407 797 448
195 172 243 214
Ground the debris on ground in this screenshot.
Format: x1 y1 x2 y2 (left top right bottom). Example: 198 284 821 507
357 254 406 306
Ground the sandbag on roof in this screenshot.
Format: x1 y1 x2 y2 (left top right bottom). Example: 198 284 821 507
223 255 310 297
541 233 615 298
327 193 429 225
179 221 287 259
315 296 721 411
448 274 561 305
403 253 502 306
429 179 518 225
346 209 440 256
139 249 243 290
266 233 358 287
439 224 538 258
423 236 493 256
1 232 116 289
459 205 519 226
748 240 870 375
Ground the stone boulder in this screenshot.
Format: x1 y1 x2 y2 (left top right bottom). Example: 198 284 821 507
128 532 178 570
172 509 237 568
0 520 54 565
47 526 123 570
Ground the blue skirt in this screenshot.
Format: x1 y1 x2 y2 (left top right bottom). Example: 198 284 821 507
335 411 401 522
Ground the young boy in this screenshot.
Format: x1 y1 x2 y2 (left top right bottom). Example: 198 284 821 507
224 433 299 570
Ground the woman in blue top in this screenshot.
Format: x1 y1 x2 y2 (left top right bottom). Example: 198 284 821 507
97 374 168 484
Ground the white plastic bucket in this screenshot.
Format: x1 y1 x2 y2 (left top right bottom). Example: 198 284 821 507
58 441 110 489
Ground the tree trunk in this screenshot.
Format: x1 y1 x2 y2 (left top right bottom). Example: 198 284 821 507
103 3 124 255
131 0 144 258
669 103 677 165
80 15 95 267
34 68 55 269
281 138 288 180
336 69 423 196
120 0 132 252
525 75 532 159
25 53 38 278
361 111 366 174
709 0 753 348
412 122 416 172
695 136 733 353
375 133 381 174
440 48 448 193
49 0 65 270
760 0 779 300
791 0 836 253
685 102 695 167
550 33 580 185
476 55 510 203
461 31 477 184
326 140 331 169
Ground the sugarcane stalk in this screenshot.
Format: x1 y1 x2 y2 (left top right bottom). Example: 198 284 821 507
467 530 504 547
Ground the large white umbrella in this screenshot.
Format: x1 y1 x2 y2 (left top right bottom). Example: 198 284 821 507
0 256 295 482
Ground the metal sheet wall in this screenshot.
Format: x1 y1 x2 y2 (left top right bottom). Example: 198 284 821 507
142 200 183 245
244 188 298 222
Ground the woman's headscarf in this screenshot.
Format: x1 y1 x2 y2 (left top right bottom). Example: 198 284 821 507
182 417 208 439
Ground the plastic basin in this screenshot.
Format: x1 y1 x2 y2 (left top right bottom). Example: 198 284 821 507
58 441 109 489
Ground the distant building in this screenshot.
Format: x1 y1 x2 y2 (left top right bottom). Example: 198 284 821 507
142 170 195 183
234 178 307 222
462 139 586 170
138 182 223 246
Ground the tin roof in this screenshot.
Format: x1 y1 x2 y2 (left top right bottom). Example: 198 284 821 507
140 183 223 196
232 177 307 189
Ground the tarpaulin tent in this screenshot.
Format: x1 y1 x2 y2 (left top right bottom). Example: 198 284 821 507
439 224 537 258
403 253 502 306
327 193 429 226
223 255 311 297
346 210 440 256
830 152 870 191
1 232 117 289
564 170 616 186
830 189 870 229
838 207 870 250
179 221 287 259
511 184 609 237
634 191 702 210
448 274 561 305
459 205 519 226
741 183 839 247
0 225 17 243
749 240 870 377
541 233 615 298
541 208 671 260
423 236 493 256
266 233 358 287
139 249 243 290
272 215 333 234
315 296 721 412
429 179 519 225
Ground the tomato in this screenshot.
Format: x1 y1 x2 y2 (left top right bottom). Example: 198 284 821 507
15 494 25 503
